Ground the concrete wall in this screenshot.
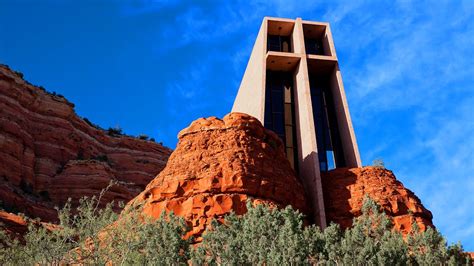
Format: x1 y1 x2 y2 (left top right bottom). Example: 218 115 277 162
232 19 267 121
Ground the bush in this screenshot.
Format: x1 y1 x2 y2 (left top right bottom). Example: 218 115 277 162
0 182 191 265
107 127 123 137
195 197 470 265
138 134 149 141
193 203 313 265
335 197 408 265
372 158 386 169
13 71 24 79
0 193 470 265
82 118 103 130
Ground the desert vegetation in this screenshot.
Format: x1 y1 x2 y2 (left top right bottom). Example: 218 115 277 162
0 191 471 265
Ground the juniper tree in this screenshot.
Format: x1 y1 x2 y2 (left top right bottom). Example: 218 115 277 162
1 192 471 265
192 202 317 265
337 196 408 265
194 197 470 266
0 183 191 265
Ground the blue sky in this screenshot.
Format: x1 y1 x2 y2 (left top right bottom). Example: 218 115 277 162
1 0 473 250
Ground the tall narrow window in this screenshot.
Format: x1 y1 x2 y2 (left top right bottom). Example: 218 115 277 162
309 76 346 171
264 71 298 169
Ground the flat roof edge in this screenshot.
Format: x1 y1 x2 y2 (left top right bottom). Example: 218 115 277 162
263 16 329 26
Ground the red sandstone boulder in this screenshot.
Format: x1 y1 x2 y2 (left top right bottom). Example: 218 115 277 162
321 167 434 236
127 113 309 241
0 65 172 222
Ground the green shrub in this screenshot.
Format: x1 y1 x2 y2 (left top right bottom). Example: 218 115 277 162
193 203 314 265
336 197 408 265
0 193 470 265
0 182 191 265
107 127 123 137
138 134 149 141
83 117 102 130
13 71 24 79
372 158 386 169
194 197 470 265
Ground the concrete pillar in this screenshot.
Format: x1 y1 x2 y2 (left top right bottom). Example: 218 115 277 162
293 18 327 227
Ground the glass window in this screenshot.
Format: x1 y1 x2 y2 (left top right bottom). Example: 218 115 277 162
265 71 298 171
310 77 346 172
267 35 292 52
271 91 283 113
268 35 281 51
273 112 285 136
305 39 324 55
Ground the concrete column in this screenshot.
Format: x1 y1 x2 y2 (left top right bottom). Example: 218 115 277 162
293 18 327 228
330 66 362 167
325 23 361 167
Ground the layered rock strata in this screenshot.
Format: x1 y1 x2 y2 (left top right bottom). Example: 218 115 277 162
0 65 172 222
321 167 434 235
128 113 310 241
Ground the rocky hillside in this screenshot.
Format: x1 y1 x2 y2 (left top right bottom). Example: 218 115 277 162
322 167 434 235
0 65 172 222
126 113 434 240
128 113 309 241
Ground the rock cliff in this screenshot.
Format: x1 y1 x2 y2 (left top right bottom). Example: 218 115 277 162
128 113 309 241
322 167 434 235
0 65 172 222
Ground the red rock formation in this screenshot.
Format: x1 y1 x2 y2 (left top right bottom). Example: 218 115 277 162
467 252 474 260
0 210 58 242
128 113 309 241
0 210 29 238
0 65 172 222
321 167 434 235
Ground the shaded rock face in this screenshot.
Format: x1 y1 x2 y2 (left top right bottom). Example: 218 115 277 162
129 113 309 241
321 167 434 235
0 65 172 222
